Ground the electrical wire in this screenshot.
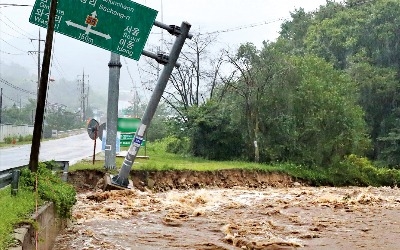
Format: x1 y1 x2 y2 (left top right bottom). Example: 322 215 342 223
0 37 28 53
200 17 289 36
0 49 25 55
2 93 19 103
0 29 27 39
0 77 36 95
0 13 34 38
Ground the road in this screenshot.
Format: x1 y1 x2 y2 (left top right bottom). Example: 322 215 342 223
0 133 102 171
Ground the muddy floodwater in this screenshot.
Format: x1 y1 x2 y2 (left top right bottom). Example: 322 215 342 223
53 185 400 250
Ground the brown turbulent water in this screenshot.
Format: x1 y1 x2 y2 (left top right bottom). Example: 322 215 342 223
53 184 400 250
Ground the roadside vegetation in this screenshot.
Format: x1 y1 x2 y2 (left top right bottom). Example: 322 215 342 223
0 162 76 250
0 135 32 148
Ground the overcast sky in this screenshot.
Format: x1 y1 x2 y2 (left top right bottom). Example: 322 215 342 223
0 0 328 107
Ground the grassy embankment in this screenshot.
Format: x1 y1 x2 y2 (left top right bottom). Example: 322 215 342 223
1 141 400 249
0 163 75 250
71 141 400 187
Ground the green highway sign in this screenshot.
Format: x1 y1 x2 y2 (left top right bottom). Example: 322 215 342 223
117 117 141 132
29 0 158 60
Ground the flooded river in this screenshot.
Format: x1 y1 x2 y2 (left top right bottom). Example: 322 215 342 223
53 186 400 249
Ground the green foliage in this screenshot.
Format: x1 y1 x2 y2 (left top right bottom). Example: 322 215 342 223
329 154 400 186
19 162 76 218
0 188 37 250
289 55 370 165
45 107 82 132
23 134 33 142
3 136 13 144
161 136 190 155
224 46 369 166
286 0 400 166
185 103 242 160
1 100 35 125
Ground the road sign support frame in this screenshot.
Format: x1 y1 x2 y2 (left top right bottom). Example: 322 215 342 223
111 21 192 188
104 53 122 170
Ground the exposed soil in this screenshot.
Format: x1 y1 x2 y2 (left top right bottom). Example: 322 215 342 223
67 169 300 193
53 170 400 250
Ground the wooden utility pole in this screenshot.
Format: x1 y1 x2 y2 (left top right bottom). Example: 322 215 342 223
29 0 57 172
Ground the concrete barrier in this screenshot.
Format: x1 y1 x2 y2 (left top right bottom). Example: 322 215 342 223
9 203 66 250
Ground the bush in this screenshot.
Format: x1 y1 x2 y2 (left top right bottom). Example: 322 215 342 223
3 136 13 144
162 136 190 155
329 154 400 186
23 135 33 142
19 162 76 218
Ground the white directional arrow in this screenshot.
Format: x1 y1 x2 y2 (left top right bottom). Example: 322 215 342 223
85 11 96 35
66 20 111 40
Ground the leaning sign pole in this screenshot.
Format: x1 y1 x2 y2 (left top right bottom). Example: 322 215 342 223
112 22 192 187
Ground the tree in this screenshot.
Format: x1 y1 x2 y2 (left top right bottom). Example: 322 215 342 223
290 55 369 165
144 33 225 123
222 42 369 165
185 101 242 160
2 98 36 125
347 57 399 160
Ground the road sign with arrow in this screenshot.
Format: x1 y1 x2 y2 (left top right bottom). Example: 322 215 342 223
29 0 158 60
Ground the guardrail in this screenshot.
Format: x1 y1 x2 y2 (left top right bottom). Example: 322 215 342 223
0 161 70 196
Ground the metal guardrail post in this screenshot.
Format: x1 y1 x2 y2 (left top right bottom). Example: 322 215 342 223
11 170 20 196
61 161 69 182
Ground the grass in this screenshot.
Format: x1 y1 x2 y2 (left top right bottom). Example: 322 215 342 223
0 187 40 250
70 142 400 188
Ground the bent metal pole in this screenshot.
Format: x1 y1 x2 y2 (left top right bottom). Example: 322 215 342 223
112 21 191 187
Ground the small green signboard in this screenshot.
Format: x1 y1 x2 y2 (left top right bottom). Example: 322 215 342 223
120 132 145 147
29 0 158 60
117 117 141 133
121 133 135 141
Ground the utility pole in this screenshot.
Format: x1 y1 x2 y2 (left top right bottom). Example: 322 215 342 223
77 69 89 122
29 0 57 173
104 53 121 170
0 88 2 124
87 83 89 117
28 29 45 95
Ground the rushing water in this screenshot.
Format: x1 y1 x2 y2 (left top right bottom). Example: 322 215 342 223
53 186 400 249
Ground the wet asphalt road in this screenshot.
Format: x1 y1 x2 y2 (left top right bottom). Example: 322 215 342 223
0 133 101 171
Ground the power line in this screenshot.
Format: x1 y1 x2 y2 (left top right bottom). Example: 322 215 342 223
200 17 288 36
53 54 67 78
0 77 36 95
0 13 34 38
2 93 19 103
0 17 30 39
0 29 28 39
0 37 28 53
0 49 25 55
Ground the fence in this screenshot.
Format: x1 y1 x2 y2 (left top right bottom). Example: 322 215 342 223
0 124 34 142
0 161 70 196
